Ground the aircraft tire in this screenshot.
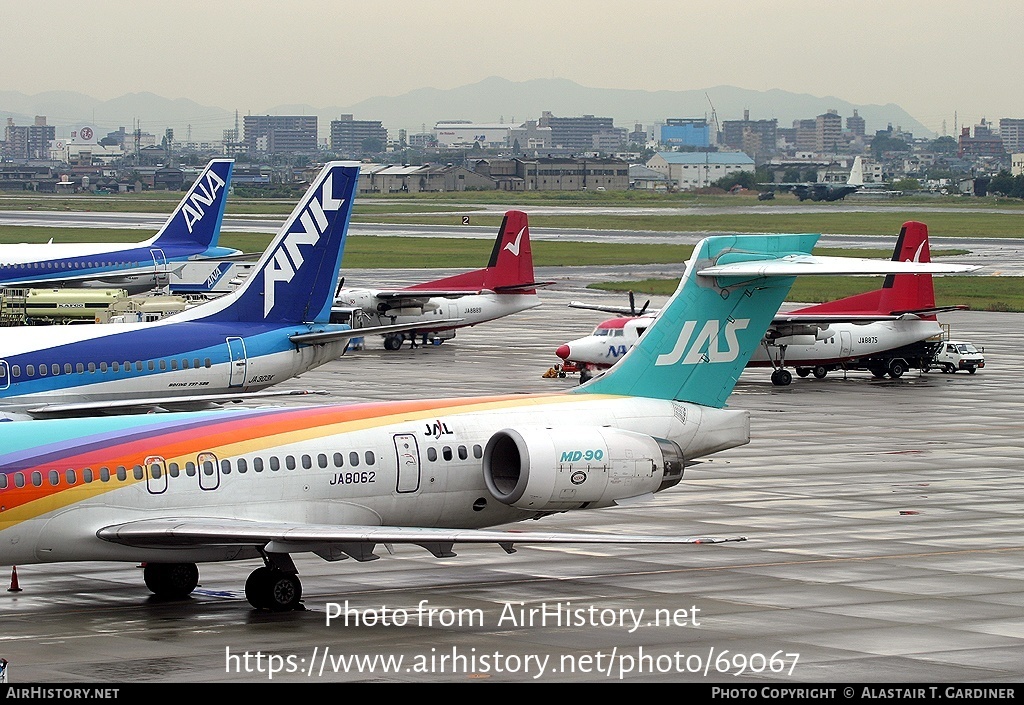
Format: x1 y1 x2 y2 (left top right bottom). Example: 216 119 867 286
143 562 199 599
263 571 302 612
245 567 273 609
796 368 810 378
383 336 402 351
771 369 792 386
812 366 828 379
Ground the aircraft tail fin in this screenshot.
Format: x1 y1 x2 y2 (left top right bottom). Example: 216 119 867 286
401 211 540 293
144 159 235 255
578 234 817 408
847 156 865 186
200 162 360 324
791 221 936 317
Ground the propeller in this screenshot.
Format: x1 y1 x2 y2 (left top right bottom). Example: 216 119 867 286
335 276 345 298
628 291 650 317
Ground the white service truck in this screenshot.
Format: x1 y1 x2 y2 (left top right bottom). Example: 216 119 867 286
928 340 985 374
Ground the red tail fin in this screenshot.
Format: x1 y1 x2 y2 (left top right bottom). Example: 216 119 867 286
402 211 537 293
792 221 936 316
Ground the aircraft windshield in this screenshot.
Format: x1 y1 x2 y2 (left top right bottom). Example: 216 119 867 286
957 344 979 354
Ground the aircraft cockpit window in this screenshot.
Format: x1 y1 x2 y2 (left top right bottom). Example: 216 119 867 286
349 452 360 467
593 328 609 336
611 330 623 337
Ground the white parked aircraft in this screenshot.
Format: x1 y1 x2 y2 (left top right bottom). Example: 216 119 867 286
556 222 976 384
0 231 971 610
333 210 549 350
0 159 240 293
0 162 452 420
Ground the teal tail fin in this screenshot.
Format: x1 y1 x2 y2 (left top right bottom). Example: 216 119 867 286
578 234 819 407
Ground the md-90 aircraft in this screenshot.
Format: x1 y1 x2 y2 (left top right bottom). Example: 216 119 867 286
0 162 448 420
334 210 550 350
0 159 240 293
0 232 971 611
557 222 972 384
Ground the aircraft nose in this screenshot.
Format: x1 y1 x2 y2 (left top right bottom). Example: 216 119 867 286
555 344 571 360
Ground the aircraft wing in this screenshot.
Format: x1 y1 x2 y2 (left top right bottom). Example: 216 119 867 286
96 517 747 559
23 389 330 419
772 304 970 326
289 319 463 345
698 255 980 278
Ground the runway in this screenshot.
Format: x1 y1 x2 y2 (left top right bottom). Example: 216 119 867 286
0 280 1021 684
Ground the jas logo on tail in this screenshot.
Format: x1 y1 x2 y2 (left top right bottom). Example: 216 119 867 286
181 169 227 233
655 318 750 366
264 175 343 317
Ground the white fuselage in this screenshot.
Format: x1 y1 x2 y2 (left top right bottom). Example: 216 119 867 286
0 396 749 565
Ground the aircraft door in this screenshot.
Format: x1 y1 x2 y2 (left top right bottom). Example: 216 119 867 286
394 433 421 493
197 451 220 491
145 455 168 495
0 360 9 390
150 248 168 287
841 330 853 358
226 337 247 388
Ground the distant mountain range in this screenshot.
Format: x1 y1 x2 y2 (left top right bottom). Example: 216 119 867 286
0 78 934 145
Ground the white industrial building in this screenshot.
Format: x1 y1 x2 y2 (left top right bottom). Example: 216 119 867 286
646 152 754 190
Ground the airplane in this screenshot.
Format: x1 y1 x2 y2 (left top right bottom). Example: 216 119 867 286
0 232 975 612
759 156 865 202
556 222 976 384
0 161 456 421
0 159 241 293
333 210 550 350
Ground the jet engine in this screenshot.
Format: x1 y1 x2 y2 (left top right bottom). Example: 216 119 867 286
482 427 684 512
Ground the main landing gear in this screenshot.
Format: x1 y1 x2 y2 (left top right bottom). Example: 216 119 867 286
765 341 793 386
143 562 200 599
141 557 306 611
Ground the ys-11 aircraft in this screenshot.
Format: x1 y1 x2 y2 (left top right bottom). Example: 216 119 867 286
556 222 976 384
0 232 972 611
0 159 240 293
333 210 550 350
0 162 452 420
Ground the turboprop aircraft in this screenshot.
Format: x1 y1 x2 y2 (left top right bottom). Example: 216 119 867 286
0 159 240 293
0 162 453 420
0 232 972 611
333 210 550 350
556 222 976 384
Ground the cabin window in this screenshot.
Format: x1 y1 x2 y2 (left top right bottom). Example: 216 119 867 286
182 359 190 369
64 363 72 374
52 364 60 375
48 470 59 486
26 365 34 377
427 447 437 462
193 358 201 369
270 457 280 471
65 469 76 485
31 471 42 487
473 444 483 459
202 459 215 476
236 458 247 474
0 474 6 490
10 366 19 378
112 362 119 372
100 467 110 482
301 455 312 470
254 457 264 473
38 365 47 377
14 473 25 488
159 360 167 371
185 461 196 477
148 361 156 371
123 361 130 371
204 358 212 368
365 451 375 465
333 452 344 468
170 360 178 371
318 453 328 469
0 367 5 380
132 465 143 480
149 463 162 480
458 446 468 460
100 362 108 373
285 456 296 471
83 468 93 483
76 363 84 374
349 451 360 467
136 362 144 372
442 446 453 461
116 466 127 481
221 459 231 474
88 363 96 373
168 463 179 477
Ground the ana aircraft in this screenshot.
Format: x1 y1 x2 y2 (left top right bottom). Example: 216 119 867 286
0 232 974 611
761 156 866 202
333 210 549 350
556 222 976 384
0 162 451 421
0 159 240 293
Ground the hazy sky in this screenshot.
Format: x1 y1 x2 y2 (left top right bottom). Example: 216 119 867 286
2 1 1021 133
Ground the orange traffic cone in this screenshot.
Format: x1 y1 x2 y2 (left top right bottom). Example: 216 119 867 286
8 566 22 593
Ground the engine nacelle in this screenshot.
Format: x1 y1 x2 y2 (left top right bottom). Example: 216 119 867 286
769 334 817 347
334 289 378 312
482 427 685 511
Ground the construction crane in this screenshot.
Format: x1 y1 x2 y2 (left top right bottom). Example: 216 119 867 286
705 92 721 146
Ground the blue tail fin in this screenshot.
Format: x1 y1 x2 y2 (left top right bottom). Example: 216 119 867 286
202 161 360 324
578 234 818 407
145 159 234 255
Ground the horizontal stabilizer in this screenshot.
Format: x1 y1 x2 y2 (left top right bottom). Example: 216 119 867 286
698 254 980 278
97 517 747 551
290 318 463 345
